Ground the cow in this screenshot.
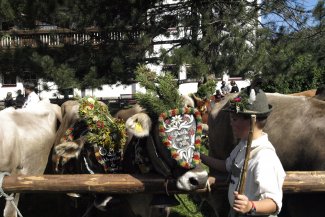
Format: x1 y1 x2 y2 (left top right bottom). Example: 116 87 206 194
206 93 325 217
289 85 325 101
0 99 62 217
314 85 325 101
289 89 316 97
51 98 209 217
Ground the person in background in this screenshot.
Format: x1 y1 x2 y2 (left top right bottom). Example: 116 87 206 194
221 80 231 95
22 83 40 108
4 92 15 108
201 83 285 217
230 80 239 93
214 89 225 102
15 89 25 108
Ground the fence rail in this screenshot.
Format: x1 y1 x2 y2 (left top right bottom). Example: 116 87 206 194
0 28 142 48
2 171 325 194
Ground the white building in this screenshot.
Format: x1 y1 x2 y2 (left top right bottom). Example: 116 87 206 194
0 0 250 101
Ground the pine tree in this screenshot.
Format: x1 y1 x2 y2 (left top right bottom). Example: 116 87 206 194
1 0 323 93
134 65 183 120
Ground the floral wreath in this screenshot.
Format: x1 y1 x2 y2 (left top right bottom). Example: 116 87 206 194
78 97 127 152
158 107 202 169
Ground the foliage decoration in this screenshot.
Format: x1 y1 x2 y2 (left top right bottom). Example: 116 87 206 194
134 65 184 120
196 79 217 99
78 97 127 152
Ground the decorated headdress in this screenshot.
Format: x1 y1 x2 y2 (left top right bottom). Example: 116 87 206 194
134 65 203 169
224 86 272 118
78 97 127 152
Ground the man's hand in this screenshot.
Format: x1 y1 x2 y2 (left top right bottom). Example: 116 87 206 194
232 191 252 214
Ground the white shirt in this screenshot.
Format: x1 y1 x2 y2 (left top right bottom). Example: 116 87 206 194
22 91 40 108
225 133 286 214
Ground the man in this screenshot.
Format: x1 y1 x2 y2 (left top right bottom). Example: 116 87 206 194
201 84 285 217
22 83 40 108
15 89 25 108
221 80 231 95
230 81 239 93
4 92 15 108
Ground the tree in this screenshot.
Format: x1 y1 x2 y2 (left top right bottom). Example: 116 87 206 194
249 1 325 93
1 0 323 93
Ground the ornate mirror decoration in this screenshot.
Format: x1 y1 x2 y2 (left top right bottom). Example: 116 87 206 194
158 107 202 169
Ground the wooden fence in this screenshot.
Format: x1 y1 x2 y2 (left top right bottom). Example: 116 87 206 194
2 171 325 194
0 28 142 48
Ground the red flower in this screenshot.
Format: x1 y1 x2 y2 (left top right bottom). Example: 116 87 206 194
96 121 104 128
193 154 200 160
233 97 241 102
163 141 170 146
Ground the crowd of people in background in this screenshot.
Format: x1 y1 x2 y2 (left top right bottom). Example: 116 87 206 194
2 82 40 109
212 80 240 104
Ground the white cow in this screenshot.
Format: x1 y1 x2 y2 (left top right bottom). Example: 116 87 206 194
0 99 62 217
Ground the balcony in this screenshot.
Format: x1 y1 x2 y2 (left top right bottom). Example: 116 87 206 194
0 28 142 48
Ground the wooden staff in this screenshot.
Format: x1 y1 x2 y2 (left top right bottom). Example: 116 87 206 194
237 114 256 194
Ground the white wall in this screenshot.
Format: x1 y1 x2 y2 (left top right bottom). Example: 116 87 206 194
0 82 24 99
0 76 250 101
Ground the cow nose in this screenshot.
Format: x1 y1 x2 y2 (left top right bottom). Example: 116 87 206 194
176 169 208 191
189 177 199 186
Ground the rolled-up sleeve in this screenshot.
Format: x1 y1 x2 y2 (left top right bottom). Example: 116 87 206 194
254 149 286 214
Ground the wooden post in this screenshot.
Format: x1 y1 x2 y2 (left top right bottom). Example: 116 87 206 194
1 172 324 194
237 115 256 194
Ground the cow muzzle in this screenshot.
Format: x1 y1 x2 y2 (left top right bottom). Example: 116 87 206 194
176 167 208 191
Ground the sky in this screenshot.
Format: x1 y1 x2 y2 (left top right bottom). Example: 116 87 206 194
301 0 319 10
262 0 322 29
297 0 320 26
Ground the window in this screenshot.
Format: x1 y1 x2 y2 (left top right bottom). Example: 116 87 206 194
163 15 178 29
2 72 16 87
162 64 178 78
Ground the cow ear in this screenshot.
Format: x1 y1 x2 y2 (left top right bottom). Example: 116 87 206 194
125 113 152 138
54 137 86 159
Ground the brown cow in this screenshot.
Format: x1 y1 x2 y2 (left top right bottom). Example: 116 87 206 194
289 86 325 101
289 89 316 97
314 85 325 101
206 93 325 217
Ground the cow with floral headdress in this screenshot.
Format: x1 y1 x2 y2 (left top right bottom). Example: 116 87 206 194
51 66 209 217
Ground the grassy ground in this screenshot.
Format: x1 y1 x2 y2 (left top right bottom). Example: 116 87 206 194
169 145 210 217
170 194 204 217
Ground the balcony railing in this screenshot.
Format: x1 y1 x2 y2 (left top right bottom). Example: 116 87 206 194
0 28 142 48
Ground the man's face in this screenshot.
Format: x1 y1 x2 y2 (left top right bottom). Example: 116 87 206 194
230 113 250 139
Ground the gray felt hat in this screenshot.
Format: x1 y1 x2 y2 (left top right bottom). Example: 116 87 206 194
223 87 272 118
